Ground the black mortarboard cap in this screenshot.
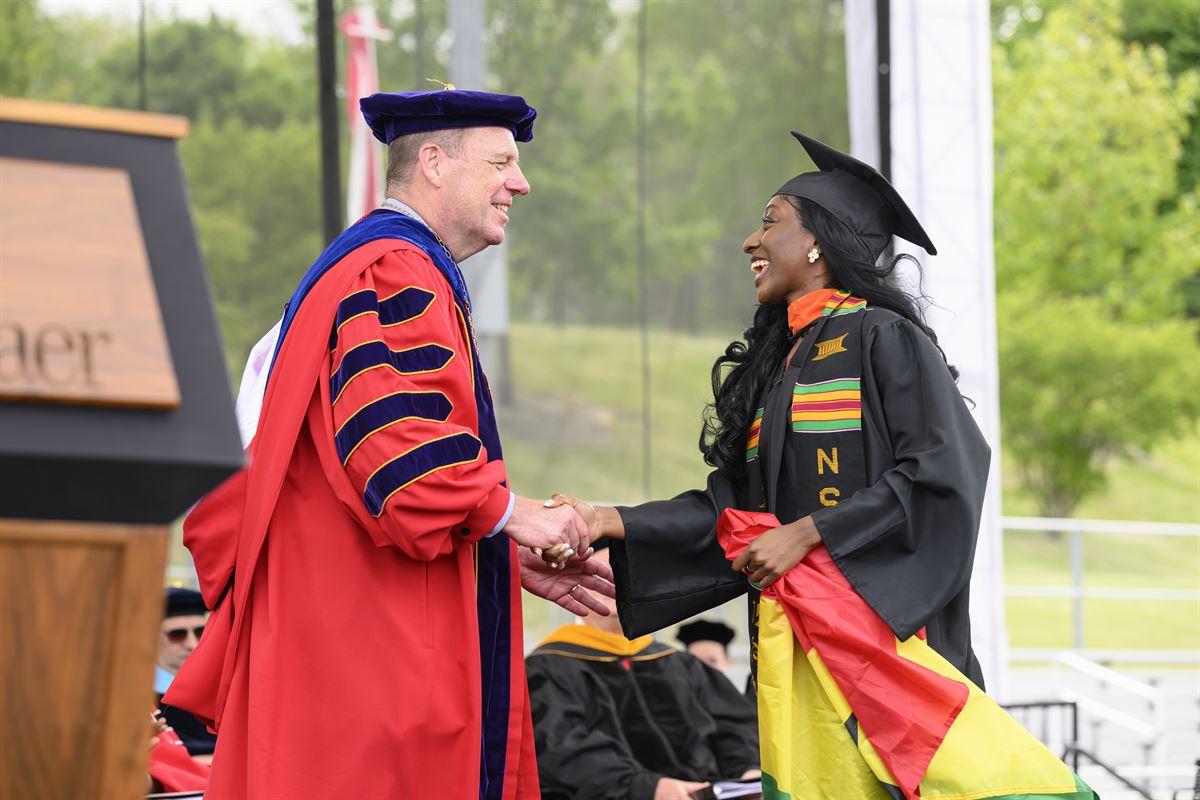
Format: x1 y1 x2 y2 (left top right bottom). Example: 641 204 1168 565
165 587 207 618
360 89 537 145
774 132 936 260
677 619 736 648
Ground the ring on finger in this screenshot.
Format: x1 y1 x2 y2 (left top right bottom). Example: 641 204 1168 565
568 584 580 595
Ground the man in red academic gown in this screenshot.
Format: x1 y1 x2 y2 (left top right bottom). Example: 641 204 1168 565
165 89 615 799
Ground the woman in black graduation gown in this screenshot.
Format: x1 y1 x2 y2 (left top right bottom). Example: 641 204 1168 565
554 132 991 690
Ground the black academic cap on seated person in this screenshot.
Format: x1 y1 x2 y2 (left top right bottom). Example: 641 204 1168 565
165 587 206 619
677 619 736 648
774 131 937 260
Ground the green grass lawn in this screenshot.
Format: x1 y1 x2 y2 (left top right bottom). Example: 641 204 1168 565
1001 433 1200 523
1005 596 1199 650
501 321 1199 652
501 322 731 502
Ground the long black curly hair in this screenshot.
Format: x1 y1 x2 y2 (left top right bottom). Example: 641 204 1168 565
698 195 952 480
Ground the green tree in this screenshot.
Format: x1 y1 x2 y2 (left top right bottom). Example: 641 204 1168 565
0 1 121 101
995 0 1200 203
0 0 55 97
88 14 312 128
994 3 1197 307
179 118 322 374
999 289 1200 516
1121 0 1200 320
1122 0 1200 192
487 0 638 325
490 0 849 332
994 2 1200 515
638 0 848 333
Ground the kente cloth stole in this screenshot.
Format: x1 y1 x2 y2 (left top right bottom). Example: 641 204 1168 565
742 296 869 701
745 295 869 518
778 306 869 506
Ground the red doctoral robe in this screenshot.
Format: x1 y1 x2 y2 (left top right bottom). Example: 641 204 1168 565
166 229 538 799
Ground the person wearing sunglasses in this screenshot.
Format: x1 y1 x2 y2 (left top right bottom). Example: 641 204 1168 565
155 587 216 758
154 588 206 695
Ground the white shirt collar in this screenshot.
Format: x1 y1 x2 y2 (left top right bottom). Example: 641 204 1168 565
380 197 428 226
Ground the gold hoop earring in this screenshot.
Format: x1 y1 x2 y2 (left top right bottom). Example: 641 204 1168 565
807 247 821 264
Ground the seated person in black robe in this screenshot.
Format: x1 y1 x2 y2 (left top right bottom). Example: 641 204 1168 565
527 548 759 800
676 619 736 676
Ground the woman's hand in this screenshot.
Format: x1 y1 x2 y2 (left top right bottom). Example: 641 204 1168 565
730 516 822 590
547 493 598 536
544 493 626 541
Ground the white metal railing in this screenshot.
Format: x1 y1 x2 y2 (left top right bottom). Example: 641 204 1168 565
1002 517 1200 537
1001 516 1200 657
1010 648 1199 666
1052 652 1170 795
1006 586 1197 601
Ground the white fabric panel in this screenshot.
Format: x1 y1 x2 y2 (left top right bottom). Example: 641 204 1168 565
844 0 880 168
846 0 1009 695
235 318 281 448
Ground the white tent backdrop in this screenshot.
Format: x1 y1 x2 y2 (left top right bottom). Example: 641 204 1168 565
844 0 1008 695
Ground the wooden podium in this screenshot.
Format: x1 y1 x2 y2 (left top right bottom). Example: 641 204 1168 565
0 98 243 799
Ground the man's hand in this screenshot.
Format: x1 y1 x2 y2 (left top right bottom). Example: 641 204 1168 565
653 777 710 800
504 495 589 567
730 515 822 590
518 546 615 616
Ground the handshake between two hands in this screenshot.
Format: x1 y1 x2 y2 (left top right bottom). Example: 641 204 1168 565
504 493 616 618
503 492 823 618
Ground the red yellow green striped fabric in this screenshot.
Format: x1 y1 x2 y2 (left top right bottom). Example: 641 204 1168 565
718 509 1096 800
822 291 868 317
788 289 867 334
746 408 764 461
792 378 862 433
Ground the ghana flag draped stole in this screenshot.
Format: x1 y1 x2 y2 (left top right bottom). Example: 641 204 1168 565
717 509 1095 800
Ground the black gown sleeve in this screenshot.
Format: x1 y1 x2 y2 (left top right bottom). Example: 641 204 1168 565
687 658 759 777
158 701 217 755
810 316 991 640
526 656 661 800
611 469 747 637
